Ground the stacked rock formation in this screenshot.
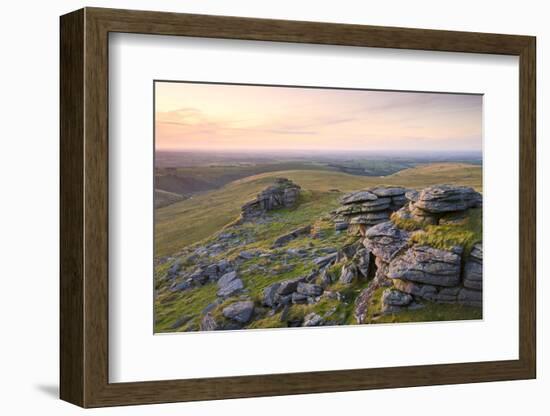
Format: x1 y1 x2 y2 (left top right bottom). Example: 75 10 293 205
240 178 301 222
334 186 410 235
394 184 482 225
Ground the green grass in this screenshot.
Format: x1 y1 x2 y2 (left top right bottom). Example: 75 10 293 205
374 302 482 323
155 163 482 258
154 284 219 332
362 286 482 324
409 208 482 254
154 162 483 332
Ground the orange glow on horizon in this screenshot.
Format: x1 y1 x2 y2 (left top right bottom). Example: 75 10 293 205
155 82 482 152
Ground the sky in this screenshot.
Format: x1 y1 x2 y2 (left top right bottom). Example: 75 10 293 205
155 81 482 153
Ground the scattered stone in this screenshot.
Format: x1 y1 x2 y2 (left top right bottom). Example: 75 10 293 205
334 221 349 231
167 261 181 279
339 263 358 285
277 277 306 295
222 301 255 323
382 289 413 306
297 282 323 297
170 279 193 292
217 278 244 298
200 313 218 331
303 313 324 327
262 283 281 307
217 271 238 288
202 299 222 315
291 292 308 304
238 250 256 260
313 252 338 267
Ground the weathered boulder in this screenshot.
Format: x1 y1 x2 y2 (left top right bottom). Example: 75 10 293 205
363 221 410 262
413 185 482 214
222 301 255 323
370 186 407 197
240 178 301 221
170 278 193 292
297 282 323 297
382 289 413 306
217 271 238 288
464 243 483 290
217 278 244 297
262 282 281 307
291 292 308 304
340 190 377 204
387 245 462 287
277 277 307 296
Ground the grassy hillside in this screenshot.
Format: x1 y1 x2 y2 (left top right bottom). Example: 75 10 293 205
154 189 185 209
155 162 482 258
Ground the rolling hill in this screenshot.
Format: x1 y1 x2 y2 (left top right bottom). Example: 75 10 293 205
155 162 482 258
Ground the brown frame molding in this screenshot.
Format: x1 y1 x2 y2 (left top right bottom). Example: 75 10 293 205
60 7 536 408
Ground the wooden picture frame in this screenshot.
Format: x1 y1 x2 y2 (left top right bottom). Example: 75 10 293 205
60 7 536 408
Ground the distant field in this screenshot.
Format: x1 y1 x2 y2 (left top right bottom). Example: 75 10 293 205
155 161 333 196
155 162 482 258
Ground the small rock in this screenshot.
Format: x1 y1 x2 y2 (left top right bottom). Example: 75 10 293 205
313 252 338 267
217 278 244 297
200 313 218 331
277 277 306 295
170 279 193 292
222 301 255 323
291 292 308 304
238 250 256 260
297 282 323 297
303 313 324 327
217 271 238 288
382 289 413 306
339 263 358 285
262 283 281 307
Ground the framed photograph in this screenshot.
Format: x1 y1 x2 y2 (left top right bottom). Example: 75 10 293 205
60 7 536 408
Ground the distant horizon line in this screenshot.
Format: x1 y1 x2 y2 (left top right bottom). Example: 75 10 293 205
155 148 482 154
